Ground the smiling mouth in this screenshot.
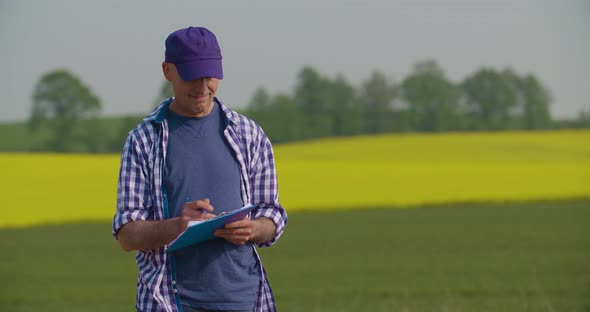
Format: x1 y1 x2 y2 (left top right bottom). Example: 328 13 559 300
189 94 209 100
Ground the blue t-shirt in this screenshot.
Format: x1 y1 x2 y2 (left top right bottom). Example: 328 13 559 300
164 103 259 310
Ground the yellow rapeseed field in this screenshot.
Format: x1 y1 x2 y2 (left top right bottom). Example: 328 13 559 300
1 130 588 227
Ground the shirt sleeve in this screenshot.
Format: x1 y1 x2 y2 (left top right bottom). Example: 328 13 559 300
112 134 152 239
250 135 288 248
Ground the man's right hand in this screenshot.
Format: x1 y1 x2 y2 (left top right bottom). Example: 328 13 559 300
178 198 216 232
118 198 215 252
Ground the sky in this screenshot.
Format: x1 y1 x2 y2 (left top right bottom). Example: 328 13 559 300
1 0 589 122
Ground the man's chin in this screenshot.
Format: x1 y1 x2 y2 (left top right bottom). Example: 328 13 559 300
189 100 214 115
192 100 212 108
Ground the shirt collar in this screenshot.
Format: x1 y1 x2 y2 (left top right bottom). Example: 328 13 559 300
147 97 239 126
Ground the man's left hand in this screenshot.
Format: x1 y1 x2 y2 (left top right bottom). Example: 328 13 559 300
214 217 276 245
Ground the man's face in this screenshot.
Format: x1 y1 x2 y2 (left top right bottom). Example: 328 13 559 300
162 62 220 117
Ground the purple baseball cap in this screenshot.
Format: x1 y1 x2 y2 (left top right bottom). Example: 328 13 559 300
164 27 223 81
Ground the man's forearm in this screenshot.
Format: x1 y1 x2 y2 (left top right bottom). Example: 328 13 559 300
117 218 182 252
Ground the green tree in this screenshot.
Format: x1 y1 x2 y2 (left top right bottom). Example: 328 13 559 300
263 94 305 142
294 66 328 114
248 87 272 112
324 75 364 136
30 69 101 152
401 60 462 131
245 87 304 142
461 68 518 130
84 117 108 153
293 67 366 138
521 74 552 129
360 70 397 133
293 66 335 138
576 109 590 128
109 115 143 152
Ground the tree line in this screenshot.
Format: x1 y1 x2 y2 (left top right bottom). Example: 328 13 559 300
243 60 587 143
27 61 590 152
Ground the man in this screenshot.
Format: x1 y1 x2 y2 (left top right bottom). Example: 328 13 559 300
112 26 287 312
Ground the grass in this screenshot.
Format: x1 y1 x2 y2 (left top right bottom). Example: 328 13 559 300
1 129 589 228
1 200 589 311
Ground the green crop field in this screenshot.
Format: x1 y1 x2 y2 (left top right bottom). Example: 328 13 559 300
0 130 588 311
0 200 588 311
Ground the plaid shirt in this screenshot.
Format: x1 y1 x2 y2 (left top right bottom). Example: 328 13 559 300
112 98 287 312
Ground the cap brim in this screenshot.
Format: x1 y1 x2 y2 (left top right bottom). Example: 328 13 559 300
176 59 223 81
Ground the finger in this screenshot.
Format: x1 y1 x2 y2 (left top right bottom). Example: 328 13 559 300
215 228 252 236
195 199 215 213
200 212 217 220
223 219 252 229
184 199 214 213
182 209 203 219
182 210 217 221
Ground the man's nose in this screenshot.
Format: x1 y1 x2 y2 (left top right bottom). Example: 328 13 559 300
190 78 207 89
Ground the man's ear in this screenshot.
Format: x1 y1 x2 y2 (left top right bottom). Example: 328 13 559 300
162 62 173 81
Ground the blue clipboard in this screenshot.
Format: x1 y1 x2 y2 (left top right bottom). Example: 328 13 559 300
166 205 256 253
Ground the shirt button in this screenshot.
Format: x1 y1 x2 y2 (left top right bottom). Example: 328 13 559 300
172 280 176 285
173 289 178 294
